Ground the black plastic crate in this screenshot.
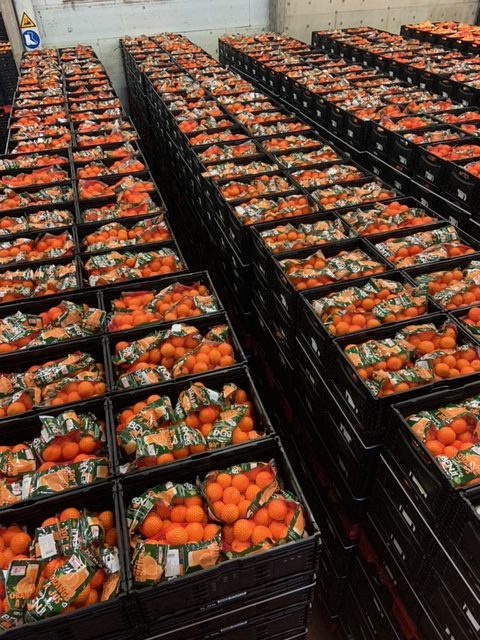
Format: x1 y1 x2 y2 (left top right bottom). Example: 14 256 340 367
446 490 480 596
297 269 440 368
109 366 275 475
106 312 246 395
367 454 438 581
135 587 312 640
118 437 320 636
390 379 480 525
270 237 390 322
0 335 110 421
329 312 480 431
101 270 223 336
340 557 403 640
0 481 137 640
415 138 480 191
422 543 480 640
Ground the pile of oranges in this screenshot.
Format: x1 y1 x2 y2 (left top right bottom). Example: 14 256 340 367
203 464 276 525
282 248 385 291
108 282 215 331
0 166 69 189
83 216 171 252
113 325 236 386
139 496 220 545
235 194 313 225
313 182 395 210
0 351 106 419
0 231 74 265
315 279 428 336
115 382 262 469
0 261 78 305
85 249 183 286
423 418 477 459
427 143 480 161
347 323 480 396
198 141 257 163
415 266 480 310
292 165 364 188
221 175 291 201
340 201 435 236
0 508 118 616
460 306 480 334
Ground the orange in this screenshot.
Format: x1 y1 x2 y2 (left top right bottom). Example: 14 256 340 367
223 524 234 544
251 525 272 545
434 363 450 378
255 470 274 488
165 525 188 546
459 431 474 442
270 521 288 541
223 487 241 505
386 357 402 371
426 440 444 456
221 504 240 523
231 540 250 553
198 407 217 423
238 499 251 517
42 558 64 579
185 522 204 542
238 417 254 432
443 446 458 459
203 524 220 540
79 436 97 454
85 589 99 607
74 585 91 606
42 443 62 462
417 340 435 354
98 511 114 531
245 484 261 501
140 514 163 538
185 506 205 523
216 473 232 488
212 501 225 517
9 532 31 555
105 528 117 546
90 568 105 589
155 503 172 519
41 517 59 528
62 442 80 461
450 418 468 435
184 496 203 508
437 427 456 446
206 482 223 502
60 508 81 522
77 381 95 399
233 519 254 542
157 453 175 464
267 499 288 521
170 506 187 523
253 508 271 526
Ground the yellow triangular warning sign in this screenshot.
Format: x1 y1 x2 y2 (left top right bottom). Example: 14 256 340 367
20 12 36 29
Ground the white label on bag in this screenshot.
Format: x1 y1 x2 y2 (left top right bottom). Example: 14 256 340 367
165 549 180 578
38 533 57 559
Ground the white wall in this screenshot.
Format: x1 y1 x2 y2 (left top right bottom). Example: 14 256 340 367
277 0 478 43
25 0 269 100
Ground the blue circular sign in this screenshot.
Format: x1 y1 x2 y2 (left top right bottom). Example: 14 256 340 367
22 30 40 50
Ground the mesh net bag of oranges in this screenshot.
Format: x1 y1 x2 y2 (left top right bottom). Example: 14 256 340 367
0 409 109 507
113 324 235 390
0 507 119 630
407 397 480 487
116 381 262 470
127 463 307 586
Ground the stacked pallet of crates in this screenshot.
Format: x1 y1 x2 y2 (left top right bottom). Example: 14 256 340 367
220 31 480 640
0 12 17 153
220 30 480 238
0 42 319 640
401 20 480 55
310 27 480 223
